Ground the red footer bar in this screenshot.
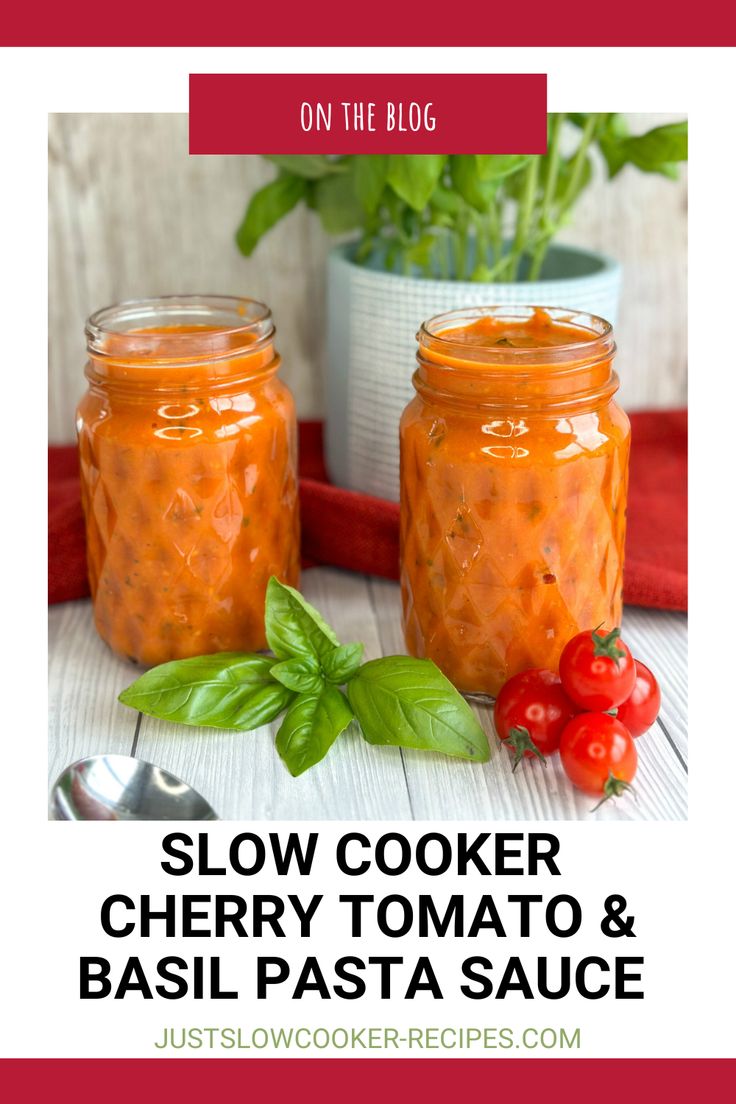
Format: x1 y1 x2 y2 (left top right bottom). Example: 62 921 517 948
1 1058 734 1100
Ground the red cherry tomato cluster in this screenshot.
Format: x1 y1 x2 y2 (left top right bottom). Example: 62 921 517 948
493 627 661 810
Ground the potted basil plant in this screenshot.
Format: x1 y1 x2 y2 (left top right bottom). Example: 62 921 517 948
236 114 687 501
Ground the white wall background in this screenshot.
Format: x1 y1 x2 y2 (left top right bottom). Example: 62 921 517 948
48 113 687 443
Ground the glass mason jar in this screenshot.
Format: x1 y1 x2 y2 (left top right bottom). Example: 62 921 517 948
400 306 630 697
77 295 300 666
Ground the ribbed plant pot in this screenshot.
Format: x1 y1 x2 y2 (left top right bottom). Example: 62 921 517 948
325 241 621 502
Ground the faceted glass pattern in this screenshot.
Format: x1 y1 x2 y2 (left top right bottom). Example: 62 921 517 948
78 378 299 666
400 403 630 696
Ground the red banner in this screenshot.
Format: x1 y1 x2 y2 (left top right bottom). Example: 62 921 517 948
3 3 736 44
189 74 547 155
2 1058 735 1099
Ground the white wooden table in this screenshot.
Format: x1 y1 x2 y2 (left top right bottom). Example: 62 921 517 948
48 567 687 821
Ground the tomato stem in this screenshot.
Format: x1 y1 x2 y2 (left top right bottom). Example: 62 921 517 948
505 725 547 773
590 771 634 812
591 626 626 665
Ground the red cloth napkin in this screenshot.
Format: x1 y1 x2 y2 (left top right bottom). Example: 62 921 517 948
49 412 687 610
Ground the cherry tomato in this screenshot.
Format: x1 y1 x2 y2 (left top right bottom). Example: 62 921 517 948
494 668 578 770
559 627 636 711
560 713 637 803
617 660 661 737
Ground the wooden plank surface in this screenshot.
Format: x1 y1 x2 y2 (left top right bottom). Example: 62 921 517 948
48 600 140 789
48 567 687 821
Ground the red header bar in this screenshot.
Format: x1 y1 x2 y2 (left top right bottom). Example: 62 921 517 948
189 74 547 155
3 2 736 44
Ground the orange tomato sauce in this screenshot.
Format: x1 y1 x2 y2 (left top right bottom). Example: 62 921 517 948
400 308 630 697
78 319 299 666
440 309 591 349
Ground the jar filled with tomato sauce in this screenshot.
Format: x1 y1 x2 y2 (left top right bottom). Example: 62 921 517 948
77 295 300 666
400 306 630 697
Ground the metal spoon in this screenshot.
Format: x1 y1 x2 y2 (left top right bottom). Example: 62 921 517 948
49 754 219 821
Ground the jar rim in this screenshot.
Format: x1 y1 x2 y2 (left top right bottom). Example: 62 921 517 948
85 294 273 359
414 305 617 411
418 305 614 368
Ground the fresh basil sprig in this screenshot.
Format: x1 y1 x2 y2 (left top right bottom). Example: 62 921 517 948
119 577 490 776
264 576 340 662
322 641 364 684
276 685 354 777
118 653 293 730
347 656 488 762
271 654 324 695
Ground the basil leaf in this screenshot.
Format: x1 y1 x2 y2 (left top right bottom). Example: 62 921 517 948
271 655 324 695
598 136 629 179
353 155 389 214
622 121 688 175
276 685 354 776
347 656 490 762
236 173 307 256
475 154 531 181
265 577 340 662
600 121 688 180
118 653 293 730
430 183 462 217
263 155 345 180
449 156 497 213
386 155 446 211
322 642 364 685
313 170 365 233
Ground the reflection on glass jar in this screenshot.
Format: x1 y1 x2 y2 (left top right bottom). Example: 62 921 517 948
400 306 630 697
77 295 299 665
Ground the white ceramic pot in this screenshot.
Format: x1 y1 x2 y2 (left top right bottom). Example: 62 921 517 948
325 241 622 502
